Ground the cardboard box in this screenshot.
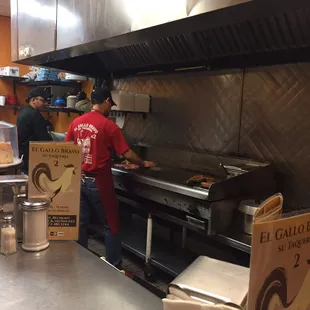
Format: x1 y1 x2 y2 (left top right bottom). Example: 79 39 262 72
28 142 82 240
0 66 20 77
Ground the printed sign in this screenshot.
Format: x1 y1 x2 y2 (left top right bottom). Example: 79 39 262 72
28 142 81 240
248 193 310 309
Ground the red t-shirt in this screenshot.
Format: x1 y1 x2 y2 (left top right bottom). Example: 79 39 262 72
65 110 129 174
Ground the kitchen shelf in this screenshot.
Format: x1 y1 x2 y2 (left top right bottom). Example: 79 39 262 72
18 80 83 88
0 105 83 116
0 75 27 82
0 75 28 94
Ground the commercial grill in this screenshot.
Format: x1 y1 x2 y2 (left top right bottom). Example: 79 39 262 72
112 154 276 236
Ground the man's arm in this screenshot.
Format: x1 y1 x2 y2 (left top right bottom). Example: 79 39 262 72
122 149 144 166
65 124 74 142
33 112 52 141
111 126 155 168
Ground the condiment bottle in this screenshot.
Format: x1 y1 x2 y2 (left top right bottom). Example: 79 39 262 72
21 198 50 252
0 214 17 255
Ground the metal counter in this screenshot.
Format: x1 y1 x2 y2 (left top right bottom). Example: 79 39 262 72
0 242 162 310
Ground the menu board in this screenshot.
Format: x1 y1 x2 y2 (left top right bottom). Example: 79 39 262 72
28 142 81 240
248 193 310 309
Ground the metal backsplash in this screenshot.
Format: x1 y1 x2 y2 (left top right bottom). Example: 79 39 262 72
114 70 243 154
114 63 310 208
240 63 310 208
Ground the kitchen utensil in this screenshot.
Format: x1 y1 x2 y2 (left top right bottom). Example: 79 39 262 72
0 96 5 106
238 200 259 235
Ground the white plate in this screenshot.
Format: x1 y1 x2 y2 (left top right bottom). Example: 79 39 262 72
0 158 23 168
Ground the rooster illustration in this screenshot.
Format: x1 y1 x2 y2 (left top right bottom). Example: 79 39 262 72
32 163 76 201
256 263 310 310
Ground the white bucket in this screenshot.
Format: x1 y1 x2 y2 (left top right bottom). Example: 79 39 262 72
0 96 5 106
67 95 77 108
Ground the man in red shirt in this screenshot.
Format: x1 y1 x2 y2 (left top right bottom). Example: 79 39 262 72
66 87 154 268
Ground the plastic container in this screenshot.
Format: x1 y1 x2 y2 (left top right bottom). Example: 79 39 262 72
0 96 5 106
0 214 17 256
67 95 77 108
54 97 66 107
0 122 19 166
21 198 50 252
6 94 17 106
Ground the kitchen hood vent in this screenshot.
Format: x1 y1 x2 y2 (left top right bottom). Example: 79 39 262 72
18 0 310 77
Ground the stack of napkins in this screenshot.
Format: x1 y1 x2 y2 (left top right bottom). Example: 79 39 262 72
162 256 249 310
163 299 240 310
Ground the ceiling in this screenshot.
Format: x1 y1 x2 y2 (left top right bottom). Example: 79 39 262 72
0 0 10 17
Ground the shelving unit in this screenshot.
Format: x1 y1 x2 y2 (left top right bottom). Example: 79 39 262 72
18 80 83 88
0 75 27 94
0 105 83 116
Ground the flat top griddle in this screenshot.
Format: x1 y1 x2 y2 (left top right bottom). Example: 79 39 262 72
112 165 223 200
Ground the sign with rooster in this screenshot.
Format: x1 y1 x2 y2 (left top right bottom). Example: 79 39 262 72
248 193 310 310
28 142 82 241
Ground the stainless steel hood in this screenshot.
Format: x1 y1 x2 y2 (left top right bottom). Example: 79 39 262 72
14 0 310 77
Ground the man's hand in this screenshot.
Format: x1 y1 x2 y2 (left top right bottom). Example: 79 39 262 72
143 161 156 168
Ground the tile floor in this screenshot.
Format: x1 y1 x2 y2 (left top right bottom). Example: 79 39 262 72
88 235 173 296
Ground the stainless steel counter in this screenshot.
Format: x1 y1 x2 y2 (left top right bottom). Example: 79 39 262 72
0 242 162 310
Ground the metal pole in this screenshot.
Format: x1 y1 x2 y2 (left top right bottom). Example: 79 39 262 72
145 213 152 264
144 213 155 282
182 226 187 249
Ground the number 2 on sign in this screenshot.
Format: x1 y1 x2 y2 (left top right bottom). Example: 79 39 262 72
54 160 59 167
294 253 300 268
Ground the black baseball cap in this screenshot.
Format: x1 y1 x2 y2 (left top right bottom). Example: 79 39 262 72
91 87 116 106
27 87 53 101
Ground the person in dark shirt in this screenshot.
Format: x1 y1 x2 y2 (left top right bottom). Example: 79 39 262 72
17 87 53 174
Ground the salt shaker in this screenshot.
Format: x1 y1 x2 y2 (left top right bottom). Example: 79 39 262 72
21 198 50 252
0 214 17 256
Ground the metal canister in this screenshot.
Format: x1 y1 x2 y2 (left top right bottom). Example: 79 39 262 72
21 198 50 252
14 193 26 242
238 200 259 235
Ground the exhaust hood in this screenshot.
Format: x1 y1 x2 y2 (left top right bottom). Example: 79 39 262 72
15 0 310 77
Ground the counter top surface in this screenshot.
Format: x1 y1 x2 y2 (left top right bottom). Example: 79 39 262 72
0 241 162 310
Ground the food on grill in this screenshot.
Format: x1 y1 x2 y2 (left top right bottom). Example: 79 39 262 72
200 182 213 189
114 160 140 170
0 142 13 164
185 175 216 187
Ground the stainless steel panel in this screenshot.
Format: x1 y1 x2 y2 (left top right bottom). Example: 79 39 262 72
0 242 162 310
188 0 251 16
240 63 310 208
10 0 18 61
17 0 56 59
114 70 242 154
57 0 131 50
56 0 251 50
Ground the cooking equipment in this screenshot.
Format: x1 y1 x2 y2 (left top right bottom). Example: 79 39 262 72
14 0 310 77
238 200 259 235
112 154 275 236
